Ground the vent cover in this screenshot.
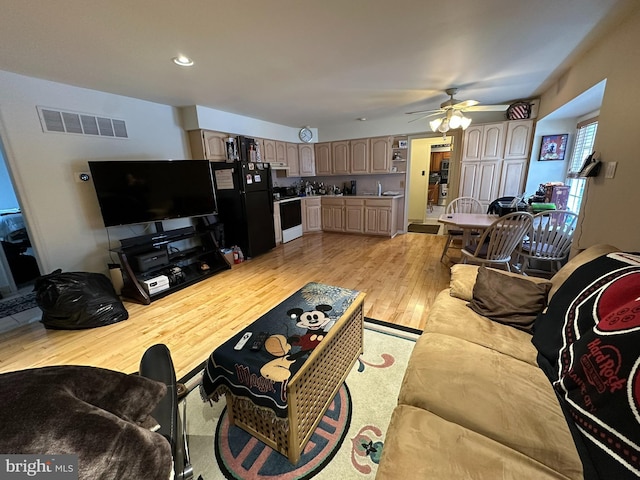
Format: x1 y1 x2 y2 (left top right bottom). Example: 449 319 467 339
37 106 128 138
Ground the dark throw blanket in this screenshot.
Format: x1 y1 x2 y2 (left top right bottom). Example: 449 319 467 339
0 365 172 480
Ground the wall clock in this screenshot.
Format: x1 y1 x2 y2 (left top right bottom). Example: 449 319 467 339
298 127 313 143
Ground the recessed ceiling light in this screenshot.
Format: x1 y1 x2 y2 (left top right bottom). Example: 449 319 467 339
358 117 367 121
172 55 194 67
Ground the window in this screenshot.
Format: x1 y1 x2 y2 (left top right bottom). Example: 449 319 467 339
566 118 598 213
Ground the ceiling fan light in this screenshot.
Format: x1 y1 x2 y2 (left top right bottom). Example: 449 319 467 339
437 118 450 133
460 116 472 129
429 118 443 132
449 113 463 129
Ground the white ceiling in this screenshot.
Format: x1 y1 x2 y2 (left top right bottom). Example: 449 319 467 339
0 0 636 129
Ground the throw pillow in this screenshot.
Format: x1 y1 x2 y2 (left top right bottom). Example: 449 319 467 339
449 264 479 301
467 266 552 333
533 251 640 478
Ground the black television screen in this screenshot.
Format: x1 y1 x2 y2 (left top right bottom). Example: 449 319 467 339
88 160 217 227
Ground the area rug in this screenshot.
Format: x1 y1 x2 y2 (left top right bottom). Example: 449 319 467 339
182 319 420 480
0 292 37 318
408 223 440 234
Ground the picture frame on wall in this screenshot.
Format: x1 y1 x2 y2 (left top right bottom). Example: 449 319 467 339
398 140 408 149
539 134 568 161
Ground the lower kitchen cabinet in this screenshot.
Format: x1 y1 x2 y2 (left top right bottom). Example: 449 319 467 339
321 198 344 232
273 202 282 244
364 199 393 236
302 197 322 232
318 196 400 237
345 199 365 233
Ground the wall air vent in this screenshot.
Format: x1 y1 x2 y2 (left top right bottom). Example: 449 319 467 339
36 106 128 139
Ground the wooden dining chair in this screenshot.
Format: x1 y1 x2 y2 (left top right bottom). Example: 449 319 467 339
440 196 484 262
461 211 533 271
515 210 578 276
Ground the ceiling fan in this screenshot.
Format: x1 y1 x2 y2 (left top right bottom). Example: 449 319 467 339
406 88 510 127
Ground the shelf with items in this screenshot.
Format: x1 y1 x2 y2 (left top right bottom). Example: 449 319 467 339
390 136 408 172
112 226 230 305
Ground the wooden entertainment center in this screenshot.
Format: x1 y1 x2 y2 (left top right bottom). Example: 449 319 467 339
113 223 230 305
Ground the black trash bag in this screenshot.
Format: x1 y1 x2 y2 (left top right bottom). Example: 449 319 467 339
34 269 129 330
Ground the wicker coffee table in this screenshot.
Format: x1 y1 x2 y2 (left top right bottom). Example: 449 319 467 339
201 282 365 464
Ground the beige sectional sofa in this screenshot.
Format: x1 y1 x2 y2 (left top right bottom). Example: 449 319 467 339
376 244 624 479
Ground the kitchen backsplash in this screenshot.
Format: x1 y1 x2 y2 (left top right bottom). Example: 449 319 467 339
273 174 405 196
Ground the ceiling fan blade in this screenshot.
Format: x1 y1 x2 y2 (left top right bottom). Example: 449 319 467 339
464 104 510 112
408 112 441 123
452 99 479 109
405 108 443 115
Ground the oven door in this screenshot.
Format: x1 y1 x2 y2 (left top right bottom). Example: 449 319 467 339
280 199 303 243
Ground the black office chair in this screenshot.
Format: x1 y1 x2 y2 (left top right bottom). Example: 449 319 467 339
487 196 516 214
140 344 193 480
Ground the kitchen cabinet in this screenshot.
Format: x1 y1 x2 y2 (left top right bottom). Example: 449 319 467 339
462 123 505 161
273 202 282 244
332 141 350 175
350 139 370 174
314 143 331 176
504 120 533 159
371 136 392 173
298 144 316 176
459 160 502 206
321 198 344 232
302 197 321 232
459 119 533 208
364 198 393 236
275 141 287 164
498 159 527 197
187 130 229 162
262 139 277 164
286 142 300 176
344 199 365 233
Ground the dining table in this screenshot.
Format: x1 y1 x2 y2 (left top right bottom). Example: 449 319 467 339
438 212 499 247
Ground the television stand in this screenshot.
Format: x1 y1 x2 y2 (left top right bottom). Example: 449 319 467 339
112 226 231 305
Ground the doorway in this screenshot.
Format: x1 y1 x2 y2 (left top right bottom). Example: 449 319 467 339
406 135 452 225
0 139 41 298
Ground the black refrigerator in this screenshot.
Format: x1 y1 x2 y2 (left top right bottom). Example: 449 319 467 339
210 137 276 259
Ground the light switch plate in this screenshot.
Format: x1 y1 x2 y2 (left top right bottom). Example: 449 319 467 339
604 161 617 179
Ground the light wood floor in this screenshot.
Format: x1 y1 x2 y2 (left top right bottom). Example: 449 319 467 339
0 232 450 380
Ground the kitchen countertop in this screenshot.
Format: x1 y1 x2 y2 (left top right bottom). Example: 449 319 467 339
275 193 404 204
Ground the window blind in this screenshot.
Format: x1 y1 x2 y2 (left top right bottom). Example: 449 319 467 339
568 119 598 173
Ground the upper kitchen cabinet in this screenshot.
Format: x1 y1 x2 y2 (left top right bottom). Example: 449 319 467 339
350 138 370 174
286 143 300 176
262 139 277 164
188 130 229 161
503 120 533 159
298 144 316 176
314 142 332 176
275 141 287 164
332 141 350 175
462 123 505 161
370 136 392 174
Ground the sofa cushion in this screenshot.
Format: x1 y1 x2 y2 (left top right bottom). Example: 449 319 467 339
534 251 640 478
467 266 552 333
397 333 582 475
450 263 553 302
376 404 582 480
424 290 539 365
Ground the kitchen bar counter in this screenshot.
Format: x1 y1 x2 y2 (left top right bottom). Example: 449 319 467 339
275 193 404 204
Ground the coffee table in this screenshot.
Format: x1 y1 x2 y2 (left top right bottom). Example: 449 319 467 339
201 282 365 464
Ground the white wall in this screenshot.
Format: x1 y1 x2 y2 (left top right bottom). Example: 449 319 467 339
537 8 640 251
0 70 191 275
525 118 575 194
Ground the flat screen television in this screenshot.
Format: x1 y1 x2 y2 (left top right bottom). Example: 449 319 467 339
88 160 217 227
